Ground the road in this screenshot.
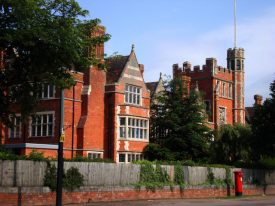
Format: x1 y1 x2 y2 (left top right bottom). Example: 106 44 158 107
71 196 275 206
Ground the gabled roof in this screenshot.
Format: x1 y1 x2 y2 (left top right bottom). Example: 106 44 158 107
146 81 158 97
106 55 129 84
146 73 164 98
106 45 142 84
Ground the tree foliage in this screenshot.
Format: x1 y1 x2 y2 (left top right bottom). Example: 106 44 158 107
0 0 110 125
149 78 211 161
211 124 252 164
143 143 174 161
251 79 275 160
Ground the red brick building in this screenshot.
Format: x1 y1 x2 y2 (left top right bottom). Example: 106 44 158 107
105 45 150 163
1 38 150 162
173 47 245 128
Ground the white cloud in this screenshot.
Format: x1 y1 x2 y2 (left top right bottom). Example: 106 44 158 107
143 7 275 106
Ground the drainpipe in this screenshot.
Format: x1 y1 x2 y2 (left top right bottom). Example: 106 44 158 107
71 85 75 158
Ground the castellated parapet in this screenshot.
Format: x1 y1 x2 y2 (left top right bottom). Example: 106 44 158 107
172 47 246 127
227 47 245 59
173 58 232 79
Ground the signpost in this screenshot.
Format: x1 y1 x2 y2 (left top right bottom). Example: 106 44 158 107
56 89 64 206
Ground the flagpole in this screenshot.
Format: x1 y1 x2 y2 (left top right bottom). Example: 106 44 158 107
234 0 237 48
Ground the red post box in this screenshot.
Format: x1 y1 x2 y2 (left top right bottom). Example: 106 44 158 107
234 171 243 196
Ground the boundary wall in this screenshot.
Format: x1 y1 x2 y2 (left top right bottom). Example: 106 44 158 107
1 160 275 205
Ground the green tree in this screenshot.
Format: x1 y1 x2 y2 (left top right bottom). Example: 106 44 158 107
143 143 174 161
150 78 211 161
211 124 252 164
0 0 110 125
251 79 275 160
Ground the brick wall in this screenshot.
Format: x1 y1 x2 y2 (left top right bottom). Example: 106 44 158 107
0 185 268 206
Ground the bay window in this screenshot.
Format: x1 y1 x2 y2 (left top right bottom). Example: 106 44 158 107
119 117 148 140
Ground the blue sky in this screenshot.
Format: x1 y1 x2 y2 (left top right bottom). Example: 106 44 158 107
77 0 275 106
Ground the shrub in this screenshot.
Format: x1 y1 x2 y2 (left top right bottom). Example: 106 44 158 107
43 162 57 191
140 162 156 183
258 157 275 170
225 167 234 186
207 167 215 184
155 164 169 183
0 150 20 160
174 164 185 185
139 162 170 191
27 150 46 161
67 155 114 163
0 149 48 161
63 167 84 191
44 164 84 192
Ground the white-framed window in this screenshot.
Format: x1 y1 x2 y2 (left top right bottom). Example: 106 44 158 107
222 82 226 97
125 84 141 105
87 152 103 159
119 117 126 138
118 152 144 163
39 84 55 99
119 117 149 140
9 115 21 138
228 84 232 98
30 112 54 137
216 80 220 95
219 107 226 125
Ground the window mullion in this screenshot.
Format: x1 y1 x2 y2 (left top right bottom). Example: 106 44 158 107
41 116 43 136
126 117 128 139
46 115 48 136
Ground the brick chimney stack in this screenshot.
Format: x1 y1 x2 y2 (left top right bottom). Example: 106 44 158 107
90 26 105 60
254 94 263 105
139 64 144 77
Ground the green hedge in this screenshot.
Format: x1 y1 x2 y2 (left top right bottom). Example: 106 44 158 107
0 149 114 163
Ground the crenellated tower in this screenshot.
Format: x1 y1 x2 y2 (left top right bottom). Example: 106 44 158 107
227 47 245 124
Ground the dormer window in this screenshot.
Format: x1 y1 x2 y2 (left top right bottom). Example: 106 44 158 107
125 84 141 105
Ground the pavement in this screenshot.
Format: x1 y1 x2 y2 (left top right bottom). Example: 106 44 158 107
68 196 275 206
